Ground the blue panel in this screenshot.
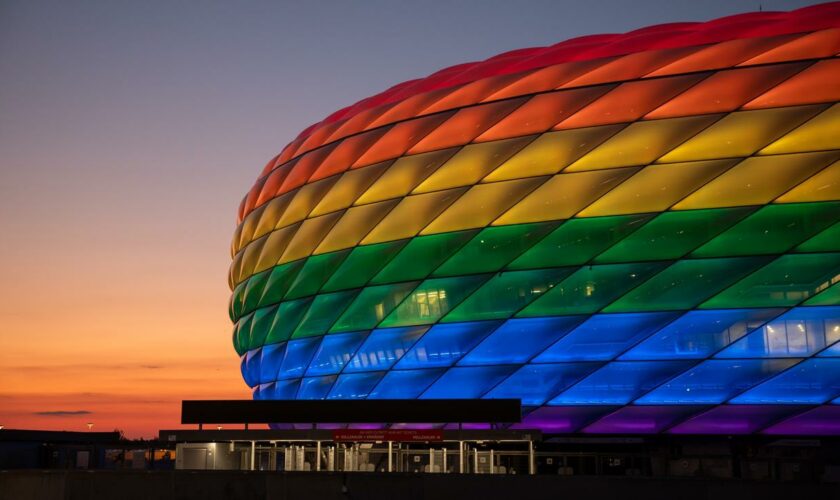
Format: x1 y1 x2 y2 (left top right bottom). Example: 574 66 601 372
268 378 301 399
277 337 321 380
395 321 502 369
459 316 585 366
622 309 784 360
345 326 429 373
297 375 338 400
533 312 679 362
259 342 286 383
638 359 799 404
551 361 696 405
421 366 517 399
717 307 840 358
485 363 602 405
731 359 840 404
368 369 445 399
820 340 840 357
327 372 386 399
254 383 271 400
305 331 369 376
241 349 260 387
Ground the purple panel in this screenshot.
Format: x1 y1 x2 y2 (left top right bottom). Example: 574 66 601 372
763 406 840 435
348 423 387 430
669 405 806 434
443 423 492 430
389 423 445 430
513 406 618 433
583 406 707 434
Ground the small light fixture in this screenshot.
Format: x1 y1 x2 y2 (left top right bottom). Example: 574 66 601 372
217 425 223 431
86 423 93 431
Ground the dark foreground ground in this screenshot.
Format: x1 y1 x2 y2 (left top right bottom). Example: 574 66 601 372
2 470 840 500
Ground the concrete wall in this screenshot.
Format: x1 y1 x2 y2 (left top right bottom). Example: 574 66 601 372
2 470 840 500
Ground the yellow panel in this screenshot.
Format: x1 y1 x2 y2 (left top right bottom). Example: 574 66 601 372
578 159 738 217
673 152 840 210
274 177 339 229
279 211 343 264
776 159 840 203
252 192 294 242
493 168 639 225
361 187 468 244
253 223 301 274
658 105 825 163
230 223 243 258
412 136 535 193
229 251 243 289
483 125 625 182
565 115 721 172
354 149 458 205
759 104 840 155
310 161 391 216
422 178 544 234
236 235 268 285
314 200 400 254
236 203 265 253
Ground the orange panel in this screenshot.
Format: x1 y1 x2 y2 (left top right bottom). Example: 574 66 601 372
294 120 343 158
649 34 800 76
241 177 266 216
277 143 337 195
254 163 293 208
475 85 614 142
365 87 457 130
324 103 395 144
483 58 614 101
352 112 455 168
740 29 840 66
560 46 700 88
406 98 528 154
743 59 840 110
308 127 390 182
422 72 524 114
272 137 304 171
556 74 705 129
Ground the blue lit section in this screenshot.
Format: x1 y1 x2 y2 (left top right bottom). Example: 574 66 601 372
730 359 840 404
395 321 501 369
622 309 783 360
269 379 301 399
277 338 321 379
305 331 369 376
421 366 517 399
327 372 386 399
552 361 695 405
534 312 679 362
820 340 840 357
259 342 286 383
344 326 429 373
459 317 584 366
485 363 601 405
241 350 259 387
297 375 338 400
368 369 444 399
717 307 840 358
636 359 799 404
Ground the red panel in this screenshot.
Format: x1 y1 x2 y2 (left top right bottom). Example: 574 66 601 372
277 144 336 195
309 127 391 182
352 112 456 168
483 58 614 101
744 58 840 109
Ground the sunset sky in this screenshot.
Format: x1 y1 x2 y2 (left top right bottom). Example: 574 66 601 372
0 0 819 438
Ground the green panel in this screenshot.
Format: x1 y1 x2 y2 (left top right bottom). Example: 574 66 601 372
291 289 361 339
264 297 313 345
321 240 408 292
518 261 671 317
235 312 254 355
248 304 278 350
433 222 560 276
232 318 246 356
241 269 271 317
371 230 478 284
443 268 574 322
595 208 753 263
284 250 350 299
379 274 492 327
258 260 305 308
702 253 840 308
507 214 654 270
805 282 840 306
230 280 247 322
604 256 772 312
692 202 840 258
329 282 421 333
797 222 840 252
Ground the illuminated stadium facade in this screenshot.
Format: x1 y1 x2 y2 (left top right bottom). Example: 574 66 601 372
230 3 840 435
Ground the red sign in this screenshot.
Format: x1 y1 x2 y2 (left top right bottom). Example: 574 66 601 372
331 429 444 442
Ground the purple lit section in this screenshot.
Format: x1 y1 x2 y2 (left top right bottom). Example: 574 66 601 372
513 406 619 433
668 405 806 434
389 423 445 430
348 423 387 430
763 406 840 435
443 423 492 430
583 406 707 434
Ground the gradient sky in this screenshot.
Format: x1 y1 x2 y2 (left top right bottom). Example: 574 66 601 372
0 0 820 438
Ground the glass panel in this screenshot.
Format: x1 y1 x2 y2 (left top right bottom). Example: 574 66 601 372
797 222 840 253
291 289 360 339
493 169 638 225
259 343 286 384
519 262 669 317
760 103 840 155
560 46 700 87
565 115 720 171
716 306 840 358
371 231 477 284
258 260 305 309
353 113 455 167
702 253 840 309
275 178 338 228
508 214 653 269
297 376 337 400
329 282 420 333
361 187 467 244
551 361 695 405
284 251 350 299
486 363 602 406
321 240 408 292
578 160 736 217
395 321 501 369
648 33 797 76
744 59 840 110
604 256 772 313
420 366 518 399
253 226 300 274
345 326 429 373
622 308 785 360
434 222 559 276
277 337 321 379
309 161 391 216
233 313 253 356
327 372 386 400
305 331 369 376
265 379 300 400
313 200 399 254
533 312 679 362
459 316 586 366
582 405 706 434
379 275 492 327
777 159 840 203
265 297 313 345
368 369 445 399
637 359 800 404
444 268 575 322
692 202 840 257
355 149 457 205
280 211 343 263
309 128 389 181
730 358 840 404
669 405 807 435
248 305 277 351
241 269 271 317
806 282 840 306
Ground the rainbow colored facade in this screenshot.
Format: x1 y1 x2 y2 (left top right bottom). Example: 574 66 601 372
230 3 840 434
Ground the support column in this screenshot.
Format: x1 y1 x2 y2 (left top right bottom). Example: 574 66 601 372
458 442 464 474
490 449 494 474
249 441 255 471
528 440 535 475
387 442 393 472
316 441 321 472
